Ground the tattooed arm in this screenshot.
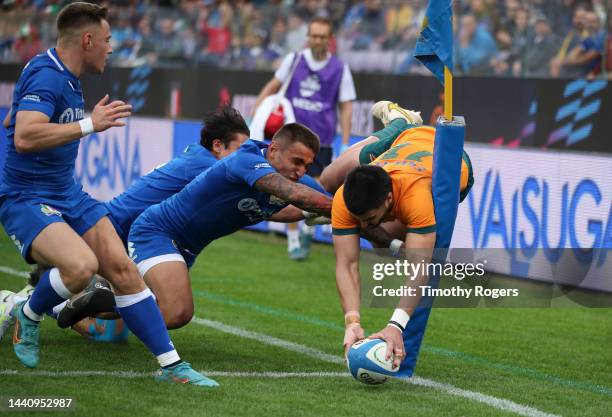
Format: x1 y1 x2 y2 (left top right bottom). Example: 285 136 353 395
254 173 332 216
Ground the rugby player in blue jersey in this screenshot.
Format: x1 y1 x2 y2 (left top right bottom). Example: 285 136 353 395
48 107 251 332
125 123 330 329
0 2 216 386
49 123 330 332
106 106 250 245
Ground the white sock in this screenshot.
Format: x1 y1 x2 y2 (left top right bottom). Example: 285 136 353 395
50 300 68 318
301 224 314 236
23 302 43 321
287 228 300 251
158 350 181 367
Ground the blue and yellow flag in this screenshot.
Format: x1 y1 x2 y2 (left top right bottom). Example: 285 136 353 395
414 0 453 84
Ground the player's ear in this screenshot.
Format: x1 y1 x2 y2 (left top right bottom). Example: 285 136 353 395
211 139 226 158
385 192 393 207
82 33 92 50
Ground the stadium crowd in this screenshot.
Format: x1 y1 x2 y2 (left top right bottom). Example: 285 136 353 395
0 0 610 78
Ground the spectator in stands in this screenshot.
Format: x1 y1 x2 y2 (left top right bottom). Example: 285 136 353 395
156 17 184 65
468 0 497 32
267 17 288 62
0 0 600 78
350 0 387 51
12 23 41 64
557 11 605 78
517 16 558 77
0 19 16 62
455 13 498 75
231 0 256 55
286 11 308 52
110 11 140 65
135 15 158 65
550 6 588 78
382 0 413 50
198 0 233 67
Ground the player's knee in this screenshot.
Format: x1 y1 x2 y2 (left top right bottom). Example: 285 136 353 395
165 304 193 330
61 256 98 292
102 255 142 292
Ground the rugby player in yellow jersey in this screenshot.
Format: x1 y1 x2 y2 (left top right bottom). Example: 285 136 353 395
329 102 473 369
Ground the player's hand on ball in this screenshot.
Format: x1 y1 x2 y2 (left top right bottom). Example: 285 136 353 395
343 323 365 357
92 94 133 132
368 325 404 369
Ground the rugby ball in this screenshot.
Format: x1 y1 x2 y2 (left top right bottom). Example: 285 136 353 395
346 338 398 385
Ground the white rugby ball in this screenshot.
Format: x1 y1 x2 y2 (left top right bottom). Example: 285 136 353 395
346 338 398 385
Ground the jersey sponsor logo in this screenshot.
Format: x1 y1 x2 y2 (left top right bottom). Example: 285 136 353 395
299 74 321 98
58 107 84 124
40 204 61 217
253 162 271 170
22 94 41 103
237 198 267 222
292 97 323 112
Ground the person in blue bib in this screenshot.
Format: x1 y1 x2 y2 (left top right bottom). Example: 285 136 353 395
0 2 216 387
127 123 331 329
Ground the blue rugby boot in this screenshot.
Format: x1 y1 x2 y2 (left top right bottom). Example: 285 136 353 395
11 301 40 368
156 361 219 387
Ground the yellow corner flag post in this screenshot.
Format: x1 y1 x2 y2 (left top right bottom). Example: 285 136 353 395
444 66 453 121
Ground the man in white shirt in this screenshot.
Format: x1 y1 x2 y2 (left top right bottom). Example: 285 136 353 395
254 16 356 261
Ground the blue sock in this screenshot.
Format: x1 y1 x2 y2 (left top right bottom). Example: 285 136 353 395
115 288 180 367
24 268 73 321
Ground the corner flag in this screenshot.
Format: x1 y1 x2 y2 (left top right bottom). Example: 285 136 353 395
414 0 453 85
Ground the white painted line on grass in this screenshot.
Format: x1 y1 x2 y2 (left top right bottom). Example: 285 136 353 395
0 370 348 379
0 266 29 278
193 317 343 365
0 266 562 417
193 317 562 417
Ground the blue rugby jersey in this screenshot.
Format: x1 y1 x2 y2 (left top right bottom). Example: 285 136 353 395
2 48 86 194
137 140 325 256
106 143 217 242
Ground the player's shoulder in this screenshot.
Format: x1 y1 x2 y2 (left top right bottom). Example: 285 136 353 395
235 139 268 157
298 174 326 193
19 50 68 88
22 50 65 77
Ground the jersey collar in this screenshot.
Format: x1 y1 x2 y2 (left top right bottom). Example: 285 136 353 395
47 48 79 81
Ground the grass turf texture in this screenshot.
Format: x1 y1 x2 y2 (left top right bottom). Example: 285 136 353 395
0 230 610 417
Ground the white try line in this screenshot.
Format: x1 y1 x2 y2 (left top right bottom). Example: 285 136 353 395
193 318 562 417
0 370 348 379
0 267 561 417
0 266 29 278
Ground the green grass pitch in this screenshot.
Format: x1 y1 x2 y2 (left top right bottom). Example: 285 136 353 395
0 230 610 417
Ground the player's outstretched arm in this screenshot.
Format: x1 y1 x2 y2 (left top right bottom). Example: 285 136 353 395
267 205 304 222
333 233 365 356
254 173 332 216
13 95 131 153
368 231 436 369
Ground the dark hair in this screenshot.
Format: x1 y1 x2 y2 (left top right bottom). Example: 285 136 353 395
200 107 250 150
308 16 333 35
343 165 392 216
272 122 320 155
57 2 108 38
